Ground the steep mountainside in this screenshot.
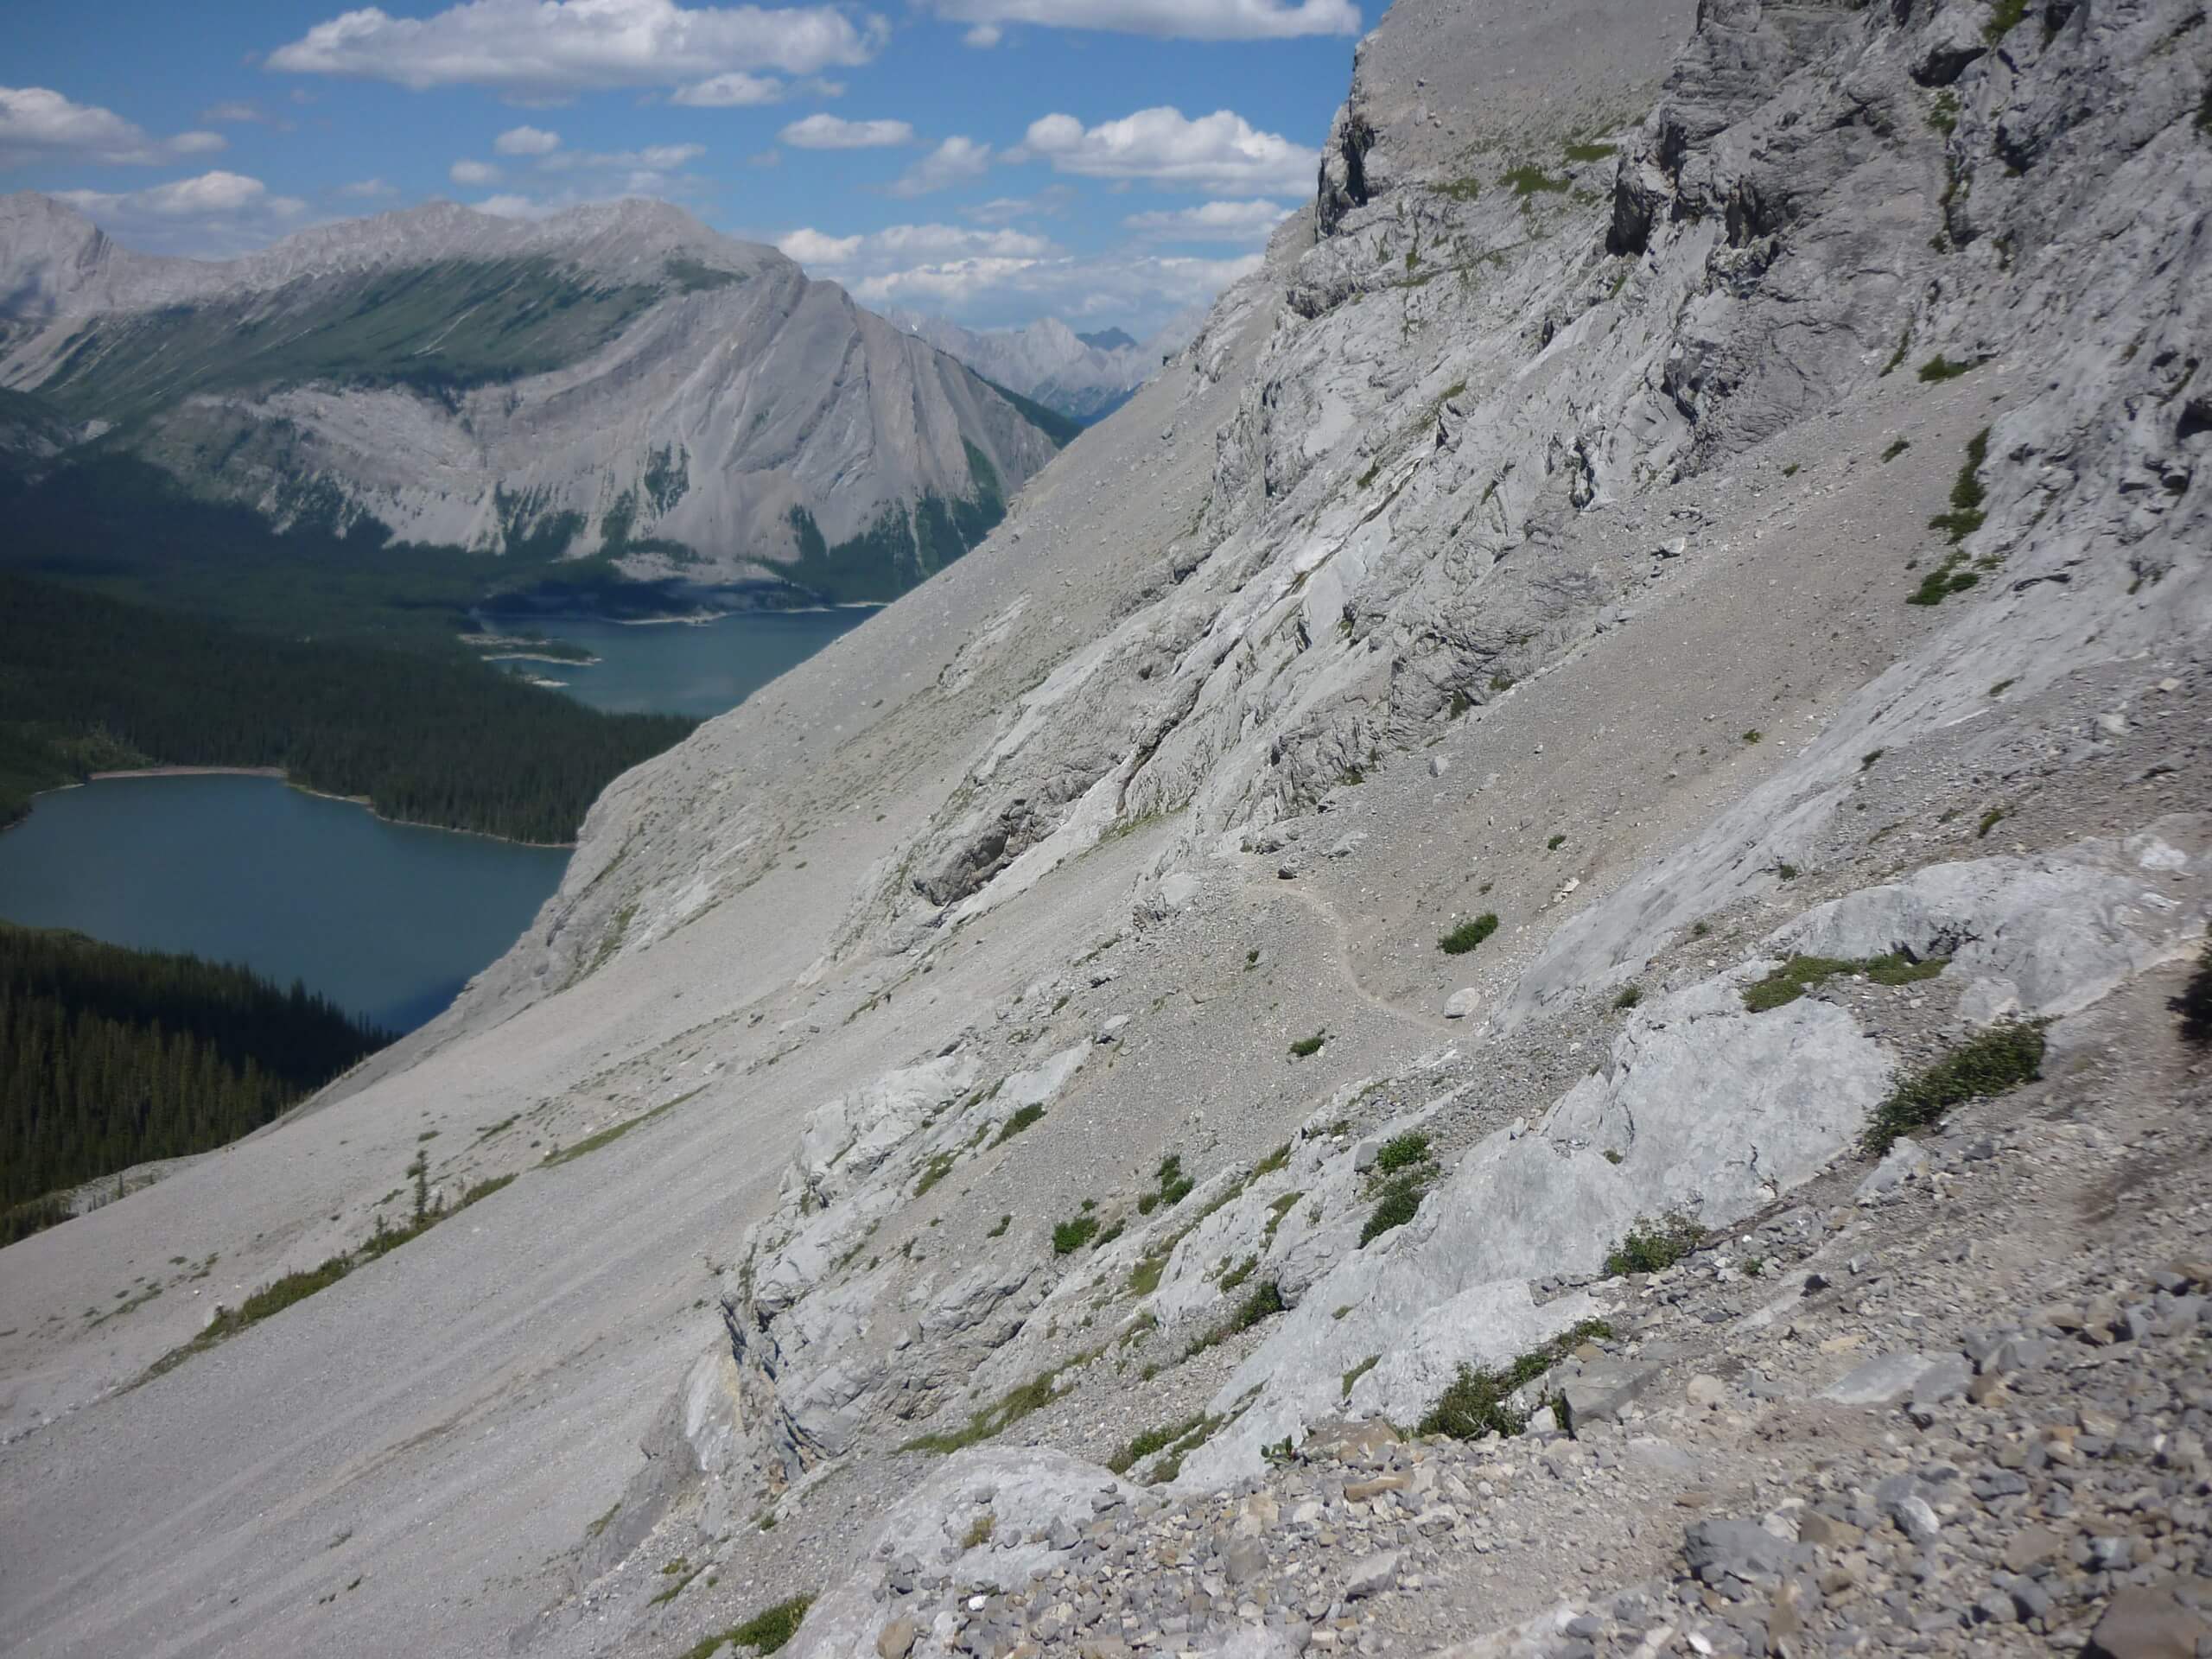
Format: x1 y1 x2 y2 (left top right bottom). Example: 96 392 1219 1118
2 3 2209 1659
0 194 1062 600
887 310 1184 424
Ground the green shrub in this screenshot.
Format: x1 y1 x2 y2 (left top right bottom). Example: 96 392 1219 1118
1342 1353 1381 1399
985 1213 1011 1238
2182 944 2212 1045
1563 140 1618 163
1360 1173 1425 1247
1867 1021 2044 1151
1155 1153 1195 1206
1228 1281 1285 1332
1137 1153 1195 1215
1373 1132 1431 1175
1503 164 1570 198
1288 1032 1325 1058
1976 807 2006 839
1743 952 1945 1013
914 1152 957 1197
232 1256 352 1325
1420 1358 1530 1440
992 1103 1046 1147
1546 833 1567 849
1128 1242 1175 1296
899 1354 1092 1454
1419 1318 1615 1441
1984 0 2028 41
1439 913 1500 955
457 1173 515 1208
1612 985 1643 1011
1109 1414 1211 1475
1917 354 1975 382
1052 1215 1101 1255
1882 438 1910 462
684 1594 814 1658
1929 428 1991 544
1602 1212 1705 1277
1909 551 1981 605
1185 1281 1287 1358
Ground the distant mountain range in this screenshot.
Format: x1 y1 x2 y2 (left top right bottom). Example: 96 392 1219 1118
885 309 1201 425
0 193 1066 608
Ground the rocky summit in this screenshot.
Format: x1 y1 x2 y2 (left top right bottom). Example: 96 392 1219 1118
1 2 2209 1658
0 193 1061 597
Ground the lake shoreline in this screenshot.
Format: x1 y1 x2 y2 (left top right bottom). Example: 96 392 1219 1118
0 772 569 1035
57 769 580 850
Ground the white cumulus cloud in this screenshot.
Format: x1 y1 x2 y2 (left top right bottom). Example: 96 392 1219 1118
925 0 1357 40
962 184 1077 223
449 158 503 184
779 112 913 149
671 70 785 105
1123 197 1293 243
54 170 309 256
888 136 992 198
266 0 887 97
772 217 1247 334
336 176 400 199
493 124 562 155
0 86 229 168
778 222 1052 266
1020 106 1316 195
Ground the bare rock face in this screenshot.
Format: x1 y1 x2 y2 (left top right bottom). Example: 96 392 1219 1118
0 193 1062 594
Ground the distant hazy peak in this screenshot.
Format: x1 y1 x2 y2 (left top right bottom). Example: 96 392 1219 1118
0 192 779 322
1077 327 1138 353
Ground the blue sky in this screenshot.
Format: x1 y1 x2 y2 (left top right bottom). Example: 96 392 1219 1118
3 0 1365 334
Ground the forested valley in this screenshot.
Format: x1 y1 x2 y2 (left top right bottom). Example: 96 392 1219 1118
0 574 694 844
0 925 390 1244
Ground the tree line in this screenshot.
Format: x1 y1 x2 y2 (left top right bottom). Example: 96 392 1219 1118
0 574 693 843
0 924 390 1245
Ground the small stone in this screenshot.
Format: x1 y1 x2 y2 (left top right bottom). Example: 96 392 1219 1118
1685 1375 1727 1409
2003 1526 2063 1573
879 1615 918 1659
1444 988 1481 1020
1343 1551 1398 1599
1892 1496 1942 1545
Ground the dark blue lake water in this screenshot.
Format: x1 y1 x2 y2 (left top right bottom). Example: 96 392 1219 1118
1 609 866 1032
492 607 871 720
0 775 570 1033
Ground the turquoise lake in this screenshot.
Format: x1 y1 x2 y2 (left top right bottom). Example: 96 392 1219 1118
0 607 867 1032
0 775 571 1033
490 607 872 720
